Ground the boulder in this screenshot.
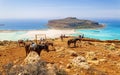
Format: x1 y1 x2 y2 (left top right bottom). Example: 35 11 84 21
3 51 67 75
86 52 97 60
71 56 90 70
86 52 107 65
22 51 41 65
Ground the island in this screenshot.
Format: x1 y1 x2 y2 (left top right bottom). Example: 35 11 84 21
47 17 104 29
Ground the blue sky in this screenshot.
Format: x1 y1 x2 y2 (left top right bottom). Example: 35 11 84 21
0 0 120 19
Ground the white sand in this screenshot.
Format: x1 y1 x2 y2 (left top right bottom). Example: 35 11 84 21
22 29 75 39
0 29 75 41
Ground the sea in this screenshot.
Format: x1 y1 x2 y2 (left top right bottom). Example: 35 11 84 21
0 19 120 41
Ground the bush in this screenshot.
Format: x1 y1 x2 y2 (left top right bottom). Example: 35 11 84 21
56 69 67 75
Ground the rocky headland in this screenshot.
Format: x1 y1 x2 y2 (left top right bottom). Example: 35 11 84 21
48 17 104 29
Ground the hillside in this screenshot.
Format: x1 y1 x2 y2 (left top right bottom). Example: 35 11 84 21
0 37 120 75
48 17 104 29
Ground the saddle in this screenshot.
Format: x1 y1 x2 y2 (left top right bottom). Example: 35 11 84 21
29 43 37 51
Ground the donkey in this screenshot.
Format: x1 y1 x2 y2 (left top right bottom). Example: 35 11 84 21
18 40 25 47
24 43 49 56
67 38 81 47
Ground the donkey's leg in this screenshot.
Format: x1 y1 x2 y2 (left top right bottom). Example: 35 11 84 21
68 42 70 47
74 42 76 47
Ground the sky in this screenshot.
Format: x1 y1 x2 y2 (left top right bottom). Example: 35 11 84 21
0 0 120 19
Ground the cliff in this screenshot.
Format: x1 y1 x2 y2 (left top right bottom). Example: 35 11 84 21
47 17 104 29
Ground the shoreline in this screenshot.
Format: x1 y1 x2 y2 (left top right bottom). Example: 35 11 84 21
0 26 119 41
0 29 76 41
0 29 49 32
0 23 105 32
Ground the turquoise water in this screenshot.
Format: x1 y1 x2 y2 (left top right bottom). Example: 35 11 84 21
74 20 120 40
0 19 120 40
0 31 28 41
0 19 48 41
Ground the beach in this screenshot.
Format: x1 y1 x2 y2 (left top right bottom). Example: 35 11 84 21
0 19 120 41
0 29 76 41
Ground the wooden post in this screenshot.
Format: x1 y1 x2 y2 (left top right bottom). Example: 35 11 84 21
35 34 46 44
35 34 37 44
45 34 46 39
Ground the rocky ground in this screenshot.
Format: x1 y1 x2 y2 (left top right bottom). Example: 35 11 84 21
0 37 120 75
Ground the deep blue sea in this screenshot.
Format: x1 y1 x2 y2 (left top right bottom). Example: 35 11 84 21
0 19 120 40
0 19 48 30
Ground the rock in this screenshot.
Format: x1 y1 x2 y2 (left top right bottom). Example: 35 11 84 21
47 64 67 75
55 47 59 50
3 58 48 75
88 60 99 65
47 63 56 75
73 73 80 75
59 61 64 64
85 68 108 75
22 51 41 65
86 52 107 65
105 43 116 50
65 69 71 72
109 45 116 50
9 61 47 75
57 53 65 58
55 47 65 52
116 63 120 69
59 65 65 69
115 51 120 56
3 51 67 75
99 59 107 62
66 63 72 69
3 62 14 75
66 50 78 57
88 58 107 65
13 59 20 64
55 68 67 75
86 51 97 60
71 56 90 70
71 52 78 57
3 51 47 75
111 43 115 46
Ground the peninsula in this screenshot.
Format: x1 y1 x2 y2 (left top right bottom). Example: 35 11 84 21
48 17 104 29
